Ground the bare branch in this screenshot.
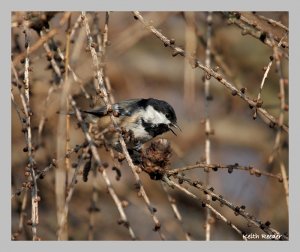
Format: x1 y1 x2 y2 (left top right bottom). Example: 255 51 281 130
12 12 71 66
161 182 192 240
172 174 288 240
22 27 40 241
167 162 285 181
166 178 247 240
203 11 213 241
81 12 165 239
69 96 137 239
132 11 289 134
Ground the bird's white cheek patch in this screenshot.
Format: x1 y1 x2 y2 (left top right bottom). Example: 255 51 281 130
129 124 152 142
144 105 170 125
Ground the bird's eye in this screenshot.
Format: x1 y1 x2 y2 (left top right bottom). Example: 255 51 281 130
166 113 171 119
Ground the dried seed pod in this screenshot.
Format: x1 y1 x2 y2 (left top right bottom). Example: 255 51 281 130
112 166 121 181
254 170 261 177
256 99 263 108
83 160 92 182
231 89 238 96
121 200 129 208
240 87 246 94
153 223 161 231
169 38 175 45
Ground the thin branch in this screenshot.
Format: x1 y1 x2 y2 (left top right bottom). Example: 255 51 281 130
239 13 289 49
81 12 165 239
36 29 64 145
257 60 273 103
167 162 284 181
172 174 288 240
182 13 234 79
12 191 28 240
40 30 63 83
132 11 288 134
161 182 192 240
57 154 84 239
254 13 289 32
87 167 100 240
69 96 136 240
279 161 289 207
203 11 213 241
253 34 287 120
12 13 71 66
56 17 72 240
183 12 197 112
70 13 84 41
111 13 172 58
11 62 29 141
12 149 91 202
269 36 289 208
22 27 40 241
38 18 91 144
37 85 58 146
11 89 25 127
55 77 71 240
12 161 56 199
166 179 247 240
225 12 289 56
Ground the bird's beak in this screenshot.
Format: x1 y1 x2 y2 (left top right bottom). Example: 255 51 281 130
168 123 182 136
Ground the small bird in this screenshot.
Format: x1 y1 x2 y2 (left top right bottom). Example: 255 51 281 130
79 98 180 153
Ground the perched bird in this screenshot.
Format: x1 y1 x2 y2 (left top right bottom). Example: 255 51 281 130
79 98 180 153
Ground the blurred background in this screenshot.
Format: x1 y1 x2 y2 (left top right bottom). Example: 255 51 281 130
11 11 288 240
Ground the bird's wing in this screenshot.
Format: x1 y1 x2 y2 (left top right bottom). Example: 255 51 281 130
82 99 141 118
81 106 107 117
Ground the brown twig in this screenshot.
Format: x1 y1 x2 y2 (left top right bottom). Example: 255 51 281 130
253 34 287 121
12 161 56 199
132 11 289 134
182 13 234 79
37 86 58 146
11 63 29 142
56 17 72 240
110 12 171 58
161 182 192 240
167 162 284 181
225 12 289 56
183 12 197 113
69 96 136 239
11 89 25 128
12 12 71 66
257 59 273 104
268 36 289 208
252 56 273 121
58 141 97 241
36 28 66 146
12 191 29 240
40 30 64 83
167 178 247 240
239 13 289 49
37 14 91 144
36 29 63 145
57 154 84 239
254 13 289 32
203 12 213 241
55 76 71 240
172 174 288 240
22 27 40 241
82 12 165 239
70 13 84 42
87 167 100 240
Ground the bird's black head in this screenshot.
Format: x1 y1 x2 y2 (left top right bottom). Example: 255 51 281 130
138 98 180 137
